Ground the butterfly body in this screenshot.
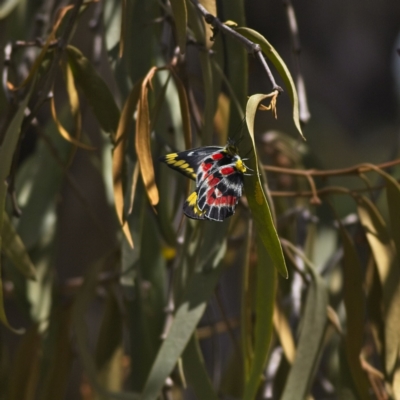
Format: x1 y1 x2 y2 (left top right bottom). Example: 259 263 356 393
160 141 247 221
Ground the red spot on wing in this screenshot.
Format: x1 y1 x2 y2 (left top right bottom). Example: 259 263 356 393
206 175 220 186
202 163 212 172
221 167 235 175
210 177 220 186
211 153 224 160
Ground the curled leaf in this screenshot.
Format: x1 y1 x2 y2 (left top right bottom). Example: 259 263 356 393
50 81 95 151
244 94 288 278
235 27 305 140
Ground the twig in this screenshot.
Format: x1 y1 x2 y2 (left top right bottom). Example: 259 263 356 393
264 159 400 199
282 0 310 124
264 158 400 178
270 185 360 198
190 0 283 93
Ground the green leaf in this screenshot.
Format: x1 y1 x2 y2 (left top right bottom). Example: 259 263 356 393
1 213 36 280
182 335 219 400
338 223 371 399
235 27 304 140
140 222 227 400
66 45 120 139
0 0 21 19
0 82 34 333
170 0 187 54
243 234 276 400
244 94 288 278
280 242 328 400
140 263 223 400
356 194 400 376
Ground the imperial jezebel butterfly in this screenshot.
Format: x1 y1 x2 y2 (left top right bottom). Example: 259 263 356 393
160 140 249 221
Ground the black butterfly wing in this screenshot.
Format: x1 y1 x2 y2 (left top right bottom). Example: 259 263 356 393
183 162 244 222
159 146 223 180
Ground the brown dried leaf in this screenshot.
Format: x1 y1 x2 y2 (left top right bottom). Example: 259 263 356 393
135 67 159 206
112 80 143 248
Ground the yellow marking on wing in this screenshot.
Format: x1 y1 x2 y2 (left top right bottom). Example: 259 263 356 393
173 159 186 167
181 163 189 170
187 192 206 216
188 191 197 205
186 167 194 173
236 159 247 173
165 153 178 163
165 153 177 159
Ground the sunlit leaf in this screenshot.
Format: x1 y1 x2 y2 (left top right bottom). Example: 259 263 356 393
244 94 288 278
273 302 295 364
170 0 187 54
136 68 159 206
0 0 20 19
235 27 305 140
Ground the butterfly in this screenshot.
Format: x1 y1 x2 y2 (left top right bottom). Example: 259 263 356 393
160 140 249 221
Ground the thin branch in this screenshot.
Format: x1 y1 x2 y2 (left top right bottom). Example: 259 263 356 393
190 0 283 93
264 158 400 178
282 0 310 124
269 185 385 199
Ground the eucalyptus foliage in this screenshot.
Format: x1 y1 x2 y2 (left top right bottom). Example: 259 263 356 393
0 1 399 399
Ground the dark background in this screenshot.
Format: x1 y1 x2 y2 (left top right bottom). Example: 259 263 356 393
246 0 400 168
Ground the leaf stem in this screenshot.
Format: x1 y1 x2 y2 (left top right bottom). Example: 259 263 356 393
190 0 283 93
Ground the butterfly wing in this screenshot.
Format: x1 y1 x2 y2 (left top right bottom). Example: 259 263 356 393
183 163 244 221
159 146 223 180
